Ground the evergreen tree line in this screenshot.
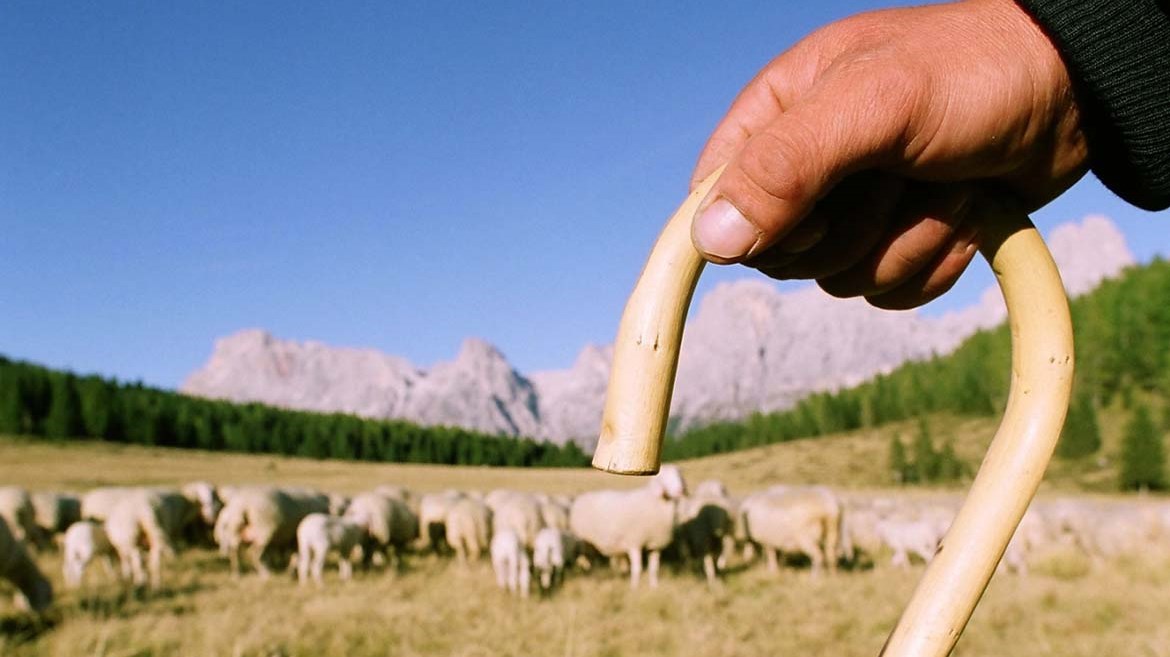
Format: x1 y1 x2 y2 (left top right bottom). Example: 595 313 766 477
665 258 1170 487
887 418 970 485
0 356 589 468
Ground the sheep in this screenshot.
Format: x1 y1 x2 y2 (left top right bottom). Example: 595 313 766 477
676 494 734 586
215 486 330 578
327 492 351 516
0 487 38 547
104 491 177 590
740 486 847 575
489 492 544 549
181 482 223 528
0 516 52 613
344 491 419 569
533 527 577 593
538 497 571 532
30 491 81 548
688 479 739 570
417 490 465 553
445 497 491 563
569 464 687 589
62 520 116 588
490 528 530 598
296 513 365 585
80 486 134 522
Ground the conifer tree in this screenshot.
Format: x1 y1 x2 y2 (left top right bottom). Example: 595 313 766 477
912 417 938 483
1057 390 1102 459
1120 403 1166 491
889 433 909 484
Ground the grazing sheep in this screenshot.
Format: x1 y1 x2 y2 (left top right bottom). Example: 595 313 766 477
490 528 530 598
490 492 544 549
104 491 177 590
80 486 135 522
445 497 491 563
344 491 419 568
215 486 329 578
740 486 847 574
538 497 571 532
296 513 365 585
181 482 223 528
676 495 734 586
533 527 577 593
0 516 52 613
418 490 465 553
30 491 81 548
0 487 38 547
62 520 116 588
327 493 351 517
569 464 687 589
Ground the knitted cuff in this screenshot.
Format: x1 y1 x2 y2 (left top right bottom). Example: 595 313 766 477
1015 0 1170 211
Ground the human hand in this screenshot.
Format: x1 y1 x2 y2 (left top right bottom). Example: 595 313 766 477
690 0 1088 309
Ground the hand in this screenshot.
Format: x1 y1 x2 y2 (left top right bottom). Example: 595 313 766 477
690 0 1088 309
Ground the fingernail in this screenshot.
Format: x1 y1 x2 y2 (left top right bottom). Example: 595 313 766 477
951 224 980 254
693 198 760 260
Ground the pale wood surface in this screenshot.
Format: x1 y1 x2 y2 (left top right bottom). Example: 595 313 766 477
593 182 1074 655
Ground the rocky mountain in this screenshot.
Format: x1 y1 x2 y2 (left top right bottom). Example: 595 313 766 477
182 215 1135 449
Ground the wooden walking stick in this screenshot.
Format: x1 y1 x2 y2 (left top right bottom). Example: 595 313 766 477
592 169 1074 656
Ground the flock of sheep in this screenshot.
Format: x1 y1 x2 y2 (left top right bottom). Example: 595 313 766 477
3 465 1170 615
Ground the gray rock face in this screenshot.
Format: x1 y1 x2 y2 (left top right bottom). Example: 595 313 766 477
182 215 1134 447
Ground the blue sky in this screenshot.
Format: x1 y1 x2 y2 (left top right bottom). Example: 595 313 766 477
2 1 1167 389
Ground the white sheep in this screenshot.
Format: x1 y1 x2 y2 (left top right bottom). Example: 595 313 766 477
445 496 491 563
417 490 465 553
569 464 687 589
104 491 176 590
0 516 52 613
215 486 329 578
30 491 81 548
490 528 530 598
62 520 116 588
533 527 577 593
0 486 38 547
740 486 847 574
296 513 365 585
489 492 544 549
538 496 571 532
344 491 419 568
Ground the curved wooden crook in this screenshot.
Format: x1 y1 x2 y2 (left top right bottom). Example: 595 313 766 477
592 170 1074 656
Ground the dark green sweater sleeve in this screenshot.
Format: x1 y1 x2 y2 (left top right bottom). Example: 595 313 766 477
1014 0 1170 211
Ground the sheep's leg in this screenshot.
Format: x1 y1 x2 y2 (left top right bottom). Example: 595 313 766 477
627 548 643 589
647 550 661 589
250 542 272 580
519 557 531 598
743 542 757 563
703 553 717 587
312 547 325 585
129 549 146 586
148 545 163 590
765 548 779 575
717 535 735 570
297 545 310 585
339 554 353 581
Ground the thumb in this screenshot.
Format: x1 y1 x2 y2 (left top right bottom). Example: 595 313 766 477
691 65 925 263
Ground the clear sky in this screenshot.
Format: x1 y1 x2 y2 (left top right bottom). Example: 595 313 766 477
3 1 1167 389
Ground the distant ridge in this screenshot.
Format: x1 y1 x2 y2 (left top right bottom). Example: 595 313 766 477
182 215 1135 449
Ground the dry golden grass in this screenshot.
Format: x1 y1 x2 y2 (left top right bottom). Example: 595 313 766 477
2 422 1168 657
4 543 1170 657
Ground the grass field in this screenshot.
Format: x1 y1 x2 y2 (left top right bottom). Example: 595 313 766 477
1 414 1167 657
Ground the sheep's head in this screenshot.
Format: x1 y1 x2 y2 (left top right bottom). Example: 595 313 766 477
650 465 686 500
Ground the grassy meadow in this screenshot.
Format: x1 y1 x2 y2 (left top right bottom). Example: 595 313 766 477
1 412 1168 657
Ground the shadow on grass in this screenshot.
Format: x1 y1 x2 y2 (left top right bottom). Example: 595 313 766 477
0 611 57 644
